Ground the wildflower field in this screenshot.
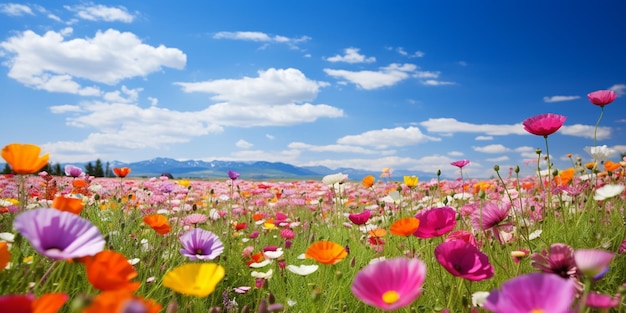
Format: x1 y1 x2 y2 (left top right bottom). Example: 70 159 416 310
0 90 625 313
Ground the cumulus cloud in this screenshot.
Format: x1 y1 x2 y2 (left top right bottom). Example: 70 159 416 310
543 95 580 103
420 118 610 139
609 84 626 96
64 3 135 22
475 136 493 141
326 47 375 63
324 63 417 89
0 28 186 92
236 139 253 149
0 3 34 16
473 144 510 154
288 142 386 155
336 126 440 149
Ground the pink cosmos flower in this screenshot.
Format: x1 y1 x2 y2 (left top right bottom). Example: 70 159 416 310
351 257 427 311
348 210 371 225
522 113 567 137
470 202 510 231
587 89 617 107
413 207 457 238
483 273 576 313
445 230 478 247
531 243 579 278
573 249 615 278
434 240 494 281
450 160 470 169
586 292 620 309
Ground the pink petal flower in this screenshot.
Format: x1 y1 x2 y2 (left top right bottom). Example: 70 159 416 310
522 113 567 137
587 89 617 107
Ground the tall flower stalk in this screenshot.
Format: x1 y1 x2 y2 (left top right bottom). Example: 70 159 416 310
587 89 616 147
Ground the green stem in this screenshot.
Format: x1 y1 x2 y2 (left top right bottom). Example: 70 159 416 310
593 106 605 147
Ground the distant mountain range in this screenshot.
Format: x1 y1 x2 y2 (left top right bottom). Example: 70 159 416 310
30 157 435 180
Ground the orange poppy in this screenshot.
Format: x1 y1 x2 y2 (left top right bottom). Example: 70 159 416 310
585 162 596 170
83 250 140 292
362 175 375 188
305 241 348 265
113 167 131 178
1 143 49 175
554 168 575 186
33 293 68 313
143 214 171 235
83 290 161 313
252 212 264 221
51 195 84 215
604 160 621 172
367 228 387 238
0 241 9 270
389 217 420 236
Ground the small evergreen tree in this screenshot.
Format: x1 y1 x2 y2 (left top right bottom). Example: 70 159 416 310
94 159 105 177
2 164 11 174
84 162 95 176
53 163 63 176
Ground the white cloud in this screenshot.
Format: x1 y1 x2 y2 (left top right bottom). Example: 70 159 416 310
420 118 525 136
420 118 610 139
236 139 253 149
336 126 439 149
0 28 186 92
473 144 510 154
448 151 464 156
326 48 375 63
609 84 626 96
421 79 455 86
324 63 417 89
50 104 82 114
213 31 310 46
543 95 580 103
561 125 611 140
288 142 385 155
175 68 343 126
176 68 327 106
103 86 142 103
64 3 135 23
475 136 493 141
266 134 275 140
486 156 510 162
0 3 33 16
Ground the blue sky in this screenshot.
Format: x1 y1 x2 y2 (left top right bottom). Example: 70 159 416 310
1 1 625 179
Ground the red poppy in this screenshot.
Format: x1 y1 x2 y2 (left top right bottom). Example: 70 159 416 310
83 250 140 292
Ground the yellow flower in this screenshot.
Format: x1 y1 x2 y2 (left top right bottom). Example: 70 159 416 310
163 263 225 297
1 143 49 174
403 176 418 188
177 179 191 187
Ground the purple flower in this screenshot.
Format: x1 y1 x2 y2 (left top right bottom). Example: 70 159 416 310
531 243 579 279
413 206 457 238
434 240 494 281
483 273 576 313
522 113 566 137
179 228 224 261
351 257 427 311
228 170 240 180
450 160 470 169
64 165 84 178
13 208 105 260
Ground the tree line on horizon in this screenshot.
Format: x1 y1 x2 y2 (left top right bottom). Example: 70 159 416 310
1 159 115 178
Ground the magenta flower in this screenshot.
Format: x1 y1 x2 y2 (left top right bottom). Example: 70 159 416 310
13 208 105 260
434 240 494 281
64 165 84 178
470 202 510 231
179 228 224 261
587 89 617 107
444 230 478 247
450 159 470 169
227 170 240 180
413 206 457 238
483 273 576 313
573 249 615 278
522 113 567 137
351 257 427 311
531 243 582 290
348 210 371 225
586 292 620 309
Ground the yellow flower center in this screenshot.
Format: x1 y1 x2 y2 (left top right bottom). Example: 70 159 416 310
529 309 544 313
382 290 400 304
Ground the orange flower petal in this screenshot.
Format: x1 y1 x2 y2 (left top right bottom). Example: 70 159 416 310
305 241 347 265
390 217 420 236
32 293 68 313
51 195 84 215
0 242 10 271
143 214 171 235
84 250 140 292
1 143 49 175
